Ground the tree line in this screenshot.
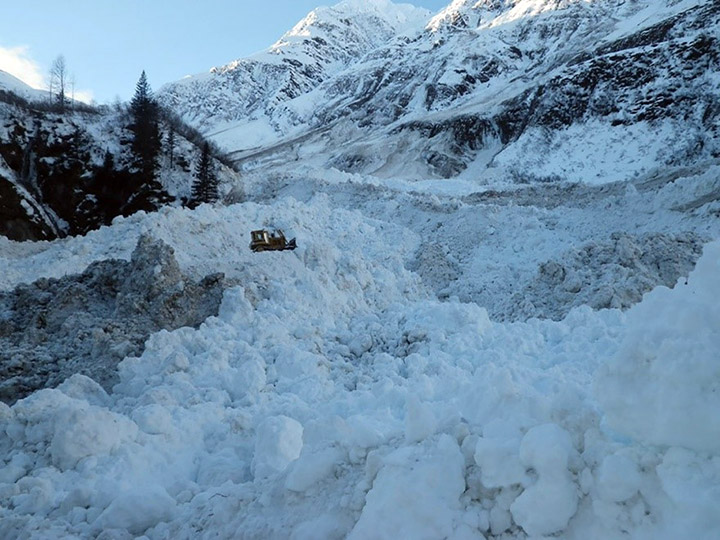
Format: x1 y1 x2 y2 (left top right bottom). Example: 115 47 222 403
15 54 228 213
128 71 220 207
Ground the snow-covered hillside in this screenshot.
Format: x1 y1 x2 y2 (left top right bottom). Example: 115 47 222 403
0 92 238 241
0 70 46 102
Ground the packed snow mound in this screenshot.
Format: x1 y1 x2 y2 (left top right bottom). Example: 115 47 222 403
1 195 719 538
597 240 720 453
0 235 224 403
497 231 705 321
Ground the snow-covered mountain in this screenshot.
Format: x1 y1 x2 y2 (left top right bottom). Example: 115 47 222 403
159 0 430 147
161 0 719 183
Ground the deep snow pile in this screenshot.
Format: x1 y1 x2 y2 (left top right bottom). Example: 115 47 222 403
496 231 705 321
0 196 718 539
0 235 224 404
253 165 718 324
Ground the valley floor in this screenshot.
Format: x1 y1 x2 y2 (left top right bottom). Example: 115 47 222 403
1 167 719 539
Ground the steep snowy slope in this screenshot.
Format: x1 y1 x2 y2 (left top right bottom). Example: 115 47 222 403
0 70 46 101
294 0 719 182
158 0 430 148
161 0 719 184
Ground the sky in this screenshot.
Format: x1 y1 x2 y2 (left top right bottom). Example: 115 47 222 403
0 0 448 104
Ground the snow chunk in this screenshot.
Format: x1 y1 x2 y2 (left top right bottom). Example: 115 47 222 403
285 447 344 492
596 240 720 452
132 404 175 436
404 396 437 443
57 374 110 407
252 415 304 480
348 435 465 540
50 406 139 471
474 434 527 489
510 423 578 536
596 453 641 503
92 485 176 535
656 447 720 535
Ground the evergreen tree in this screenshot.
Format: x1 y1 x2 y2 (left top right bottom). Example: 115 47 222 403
129 71 161 181
189 142 219 207
120 71 173 214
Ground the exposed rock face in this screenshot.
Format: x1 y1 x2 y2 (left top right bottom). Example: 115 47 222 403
0 235 225 404
0 174 58 241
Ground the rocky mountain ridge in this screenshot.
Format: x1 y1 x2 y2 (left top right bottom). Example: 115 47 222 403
158 0 430 142
160 0 720 183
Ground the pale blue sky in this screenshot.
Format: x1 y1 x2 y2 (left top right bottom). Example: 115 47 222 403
0 0 448 103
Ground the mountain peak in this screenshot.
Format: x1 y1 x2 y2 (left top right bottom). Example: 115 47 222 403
275 0 430 50
159 0 432 134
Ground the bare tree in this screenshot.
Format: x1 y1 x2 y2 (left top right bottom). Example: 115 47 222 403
49 55 67 111
70 73 75 110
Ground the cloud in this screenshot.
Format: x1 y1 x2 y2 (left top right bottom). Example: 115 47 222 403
0 45 95 104
0 45 46 89
72 89 95 104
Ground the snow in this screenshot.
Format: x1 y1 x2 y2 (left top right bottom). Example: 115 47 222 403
596 240 720 454
2 0 720 537
1 189 718 537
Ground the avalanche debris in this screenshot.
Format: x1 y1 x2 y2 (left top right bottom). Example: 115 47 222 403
0 197 718 539
0 234 224 404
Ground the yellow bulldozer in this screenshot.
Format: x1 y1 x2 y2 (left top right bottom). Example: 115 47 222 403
250 229 297 252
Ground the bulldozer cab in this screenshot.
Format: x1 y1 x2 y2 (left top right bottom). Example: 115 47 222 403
250 229 297 252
